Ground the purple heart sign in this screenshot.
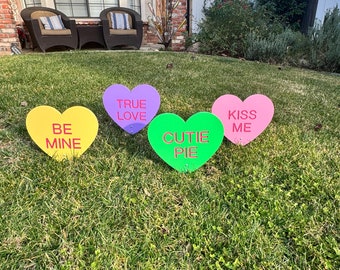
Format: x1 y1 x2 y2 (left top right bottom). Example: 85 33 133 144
103 84 161 134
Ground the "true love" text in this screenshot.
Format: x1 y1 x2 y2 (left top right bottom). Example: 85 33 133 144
116 99 147 121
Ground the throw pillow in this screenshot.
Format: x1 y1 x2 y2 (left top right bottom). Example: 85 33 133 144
110 12 131 30
40 15 66 30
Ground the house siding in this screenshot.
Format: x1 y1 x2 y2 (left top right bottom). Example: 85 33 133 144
315 0 340 23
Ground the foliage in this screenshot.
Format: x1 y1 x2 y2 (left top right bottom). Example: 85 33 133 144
245 29 288 63
197 0 286 57
245 29 308 64
148 0 186 50
197 0 257 57
305 6 340 73
183 31 198 49
255 0 307 30
0 51 339 269
198 1 340 73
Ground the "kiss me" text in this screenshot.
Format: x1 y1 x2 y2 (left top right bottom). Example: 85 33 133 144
228 110 257 132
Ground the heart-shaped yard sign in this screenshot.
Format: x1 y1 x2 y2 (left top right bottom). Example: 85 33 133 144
212 94 274 146
26 106 98 161
148 112 224 172
103 84 160 134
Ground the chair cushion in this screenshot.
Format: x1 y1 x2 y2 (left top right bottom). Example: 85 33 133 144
40 15 66 30
31 10 56 20
31 11 57 31
109 29 137 35
109 12 131 29
41 29 72 36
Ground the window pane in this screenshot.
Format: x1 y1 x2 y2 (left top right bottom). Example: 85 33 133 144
24 0 42 7
104 0 118 6
54 0 121 18
88 0 104 17
88 0 119 17
55 0 88 17
56 5 73 16
73 5 88 17
102 0 119 9
128 0 141 14
88 6 103 17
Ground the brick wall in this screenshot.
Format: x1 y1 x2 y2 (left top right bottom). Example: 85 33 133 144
143 22 159 45
0 0 20 55
171 0 187 51
143 0 187 51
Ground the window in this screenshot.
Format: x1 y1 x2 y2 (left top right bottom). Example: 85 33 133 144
129 0 141 14
53 0 141 18
23 0 142 19
24 0 41 7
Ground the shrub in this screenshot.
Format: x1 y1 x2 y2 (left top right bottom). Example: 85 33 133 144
245 6 340 71
245 29 292 63
197 0 257 57
197 1 340 73
306 6 340 72
255 0 307 30
197 0 285 57
245 29 309 64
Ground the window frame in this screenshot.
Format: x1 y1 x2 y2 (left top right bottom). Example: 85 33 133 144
53 0 141 18
23 0 42 7
22 0 141 18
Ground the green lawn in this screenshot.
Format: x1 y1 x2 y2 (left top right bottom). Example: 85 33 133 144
0 51 339 269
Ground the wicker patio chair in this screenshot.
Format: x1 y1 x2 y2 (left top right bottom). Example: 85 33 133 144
20 7 78 52
99 7 143 50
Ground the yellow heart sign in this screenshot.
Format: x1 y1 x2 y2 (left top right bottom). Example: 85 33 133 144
26 106 98 161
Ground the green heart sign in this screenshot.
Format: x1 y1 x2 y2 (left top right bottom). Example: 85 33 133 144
148 112 224 172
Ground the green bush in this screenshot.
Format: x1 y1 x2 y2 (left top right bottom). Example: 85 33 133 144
245 6 340 72
306 6 340 72
197 0 285 57
245 28 311 65
255 0 307 30
197 0 257 57
245 29 298 63
198 1 340 73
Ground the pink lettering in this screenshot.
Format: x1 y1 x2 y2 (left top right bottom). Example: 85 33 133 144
116 99 147 109
161 131 210 144
46 138 81 149
116 111 147 121
228 110 257 120
232 123 252 132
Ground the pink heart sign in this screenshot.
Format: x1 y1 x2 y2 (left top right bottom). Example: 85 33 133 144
103 84 160 134
212 94 274 145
